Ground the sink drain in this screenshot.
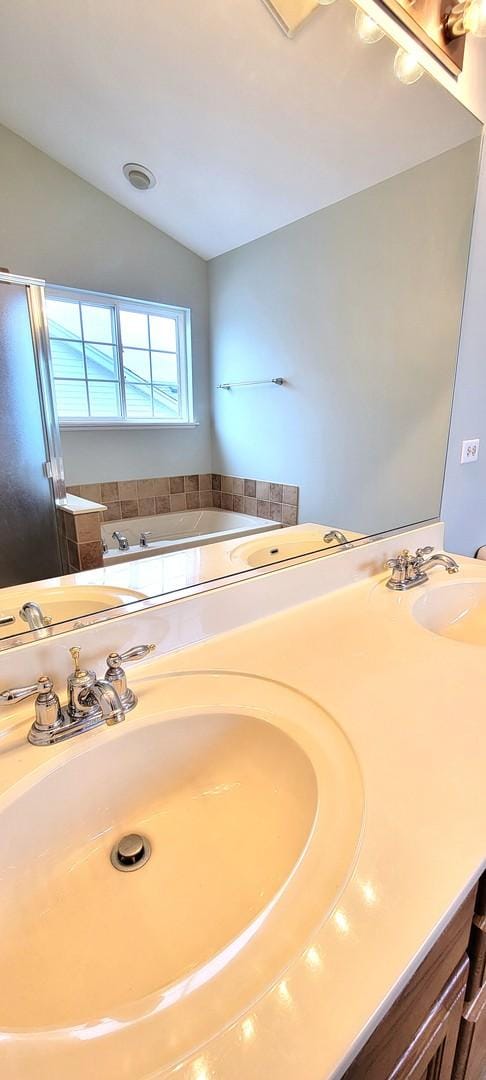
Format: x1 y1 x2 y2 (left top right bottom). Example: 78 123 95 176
110 833 151 872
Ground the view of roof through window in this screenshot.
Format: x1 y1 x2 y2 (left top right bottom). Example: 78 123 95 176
45 291 191 424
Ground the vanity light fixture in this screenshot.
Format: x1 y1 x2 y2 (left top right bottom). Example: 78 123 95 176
393 46 425 83
354 7 386 41
443 0 486 39
353 4 422 87
122 163 157 191
352 3 423 89
264 0 426 85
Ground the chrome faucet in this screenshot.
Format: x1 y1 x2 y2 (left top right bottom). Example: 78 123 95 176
112 530 129 551
385 547 459 591
139 530 151 548
323 530 349 546
0 642 155 746
19 601 52 631
66 646 124 727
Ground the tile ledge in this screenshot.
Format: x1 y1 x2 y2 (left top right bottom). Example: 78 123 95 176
57 494 107 515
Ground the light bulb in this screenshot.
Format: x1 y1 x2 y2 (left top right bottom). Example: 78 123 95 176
318 0 338 6
355 7 386 41
464 0 486 35
393 46 424 84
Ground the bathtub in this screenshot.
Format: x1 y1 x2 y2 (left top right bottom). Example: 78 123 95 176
102 508 281 564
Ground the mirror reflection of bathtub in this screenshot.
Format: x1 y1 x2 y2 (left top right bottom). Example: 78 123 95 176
102 508 281 564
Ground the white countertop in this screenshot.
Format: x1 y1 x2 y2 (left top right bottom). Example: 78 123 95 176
145 555 486 1079
0 529 484 1078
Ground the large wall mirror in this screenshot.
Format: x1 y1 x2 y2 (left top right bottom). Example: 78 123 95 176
0 1 482 646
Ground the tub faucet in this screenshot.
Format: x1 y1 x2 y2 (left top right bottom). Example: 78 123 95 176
386 547 459 591
19 601 52 631
139 530 151 548
112 530 129 551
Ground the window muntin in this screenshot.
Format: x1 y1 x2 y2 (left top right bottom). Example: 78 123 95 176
45 289 192 425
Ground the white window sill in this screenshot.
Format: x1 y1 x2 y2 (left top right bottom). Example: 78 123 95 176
59 420 199 431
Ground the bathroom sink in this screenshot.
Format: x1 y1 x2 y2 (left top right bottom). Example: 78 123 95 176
230 524 362 569
231 537 327 568
231 525 336 569
413 581 486 645
2 585 146 633
0 672 362 1073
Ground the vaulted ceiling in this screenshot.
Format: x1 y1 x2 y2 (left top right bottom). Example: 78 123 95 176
0 0 479 258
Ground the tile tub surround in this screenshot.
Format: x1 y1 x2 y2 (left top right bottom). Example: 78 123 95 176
57 507 105 574
66 475 299 526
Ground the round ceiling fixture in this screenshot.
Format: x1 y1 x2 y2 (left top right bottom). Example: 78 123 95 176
122 163 157 191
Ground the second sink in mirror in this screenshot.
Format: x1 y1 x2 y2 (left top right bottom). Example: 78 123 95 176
0 584 147 636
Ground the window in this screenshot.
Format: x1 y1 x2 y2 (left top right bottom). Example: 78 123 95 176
45 288 193 426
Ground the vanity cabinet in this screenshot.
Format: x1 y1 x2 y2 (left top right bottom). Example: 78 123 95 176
453 980 486 1080
452 873 486 1080
344 888 476 1080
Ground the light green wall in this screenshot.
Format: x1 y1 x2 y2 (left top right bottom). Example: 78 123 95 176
209 140 479 536
0 122 211 483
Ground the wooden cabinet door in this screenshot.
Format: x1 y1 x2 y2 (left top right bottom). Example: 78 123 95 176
389 956 468 1080
453 977 486 1080
466 914 486 1004
344 891 475 1080
345 957 469 1080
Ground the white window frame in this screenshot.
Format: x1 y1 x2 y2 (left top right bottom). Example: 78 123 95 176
45 285 196 430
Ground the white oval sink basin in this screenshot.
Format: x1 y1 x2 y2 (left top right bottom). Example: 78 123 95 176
232 537 328 568
1 585 146 633
230 525 362 569
413 581 486 645
230 526 333 569
0 672 363 1076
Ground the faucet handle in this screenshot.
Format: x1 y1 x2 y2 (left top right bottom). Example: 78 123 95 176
0 675 63 743
104 644 156 713
385 550 410 570
0 675 52 705
415 546 434 559
106 644 156 668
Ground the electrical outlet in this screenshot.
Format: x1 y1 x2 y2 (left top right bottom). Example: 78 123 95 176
461 438 480 464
